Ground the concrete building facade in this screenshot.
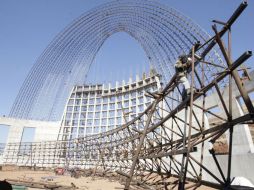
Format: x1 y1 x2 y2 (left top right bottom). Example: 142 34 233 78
58 72 161 140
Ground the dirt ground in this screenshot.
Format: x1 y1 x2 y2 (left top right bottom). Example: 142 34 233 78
0 170 124 190
0 170 216 190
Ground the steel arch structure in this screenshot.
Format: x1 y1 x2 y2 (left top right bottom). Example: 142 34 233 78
9 0 223 121
3 2 254 189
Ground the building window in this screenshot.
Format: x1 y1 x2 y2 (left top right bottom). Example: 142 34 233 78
103 104 107 110
109 103 115 110
95 105 101 111
82 99 88 104
131 92 136 98
67 106 73 112
138 105 144 112
117 110 122 116
117 102 122 109
109 110 115 117
94 127 99 133
65 113 71 119
80 113 86 119
63 127 70 133
76 92 82 98
94 119 100 126
110 96 115 102
96 98 101 104
124 93 129 99
83 93 88 98
101 118 106 125
65 120 71 126
131 99 136 105
103 97 108 104
117 117 122 125
78 128 84 135
86 119 92 127
108 125 114 130
80 120 86 126
74 106 79 112
81 106 87 111
89 98 95 104
75 99 81 105
109 118 114 125
71 127 77 135
73 113 79 119
102 111 107 118
101 126 106 132
124 101 129 108
117 95 122 101
95 112 100 118
87 112 93 119
86 127 92 134
88 105 94 111
72 120 78 126
138 97 144 104
68 99 74 105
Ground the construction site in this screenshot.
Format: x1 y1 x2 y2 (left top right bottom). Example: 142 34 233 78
0 0 254 189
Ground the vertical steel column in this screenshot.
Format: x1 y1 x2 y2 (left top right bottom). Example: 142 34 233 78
124 98 160 190
212 25 254 115
181 46 195 189
199 59 206 182
226 28 233 186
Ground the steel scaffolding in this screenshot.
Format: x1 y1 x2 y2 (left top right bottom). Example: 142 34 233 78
3 1 254 190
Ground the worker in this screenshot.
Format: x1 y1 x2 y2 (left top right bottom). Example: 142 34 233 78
0 180 12 190
175 54 192 100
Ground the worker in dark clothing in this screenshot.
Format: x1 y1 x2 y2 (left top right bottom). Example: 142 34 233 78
0 180 12 190
175 54 192 100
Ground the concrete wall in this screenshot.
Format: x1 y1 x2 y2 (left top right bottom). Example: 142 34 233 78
0 117 60 144
162 75 254 184
0 117 60 165
203 153 254 184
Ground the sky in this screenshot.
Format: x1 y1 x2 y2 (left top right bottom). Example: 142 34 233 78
0 0 253 142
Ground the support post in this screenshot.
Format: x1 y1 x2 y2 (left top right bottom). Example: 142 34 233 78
212 25 254 115
124 98 160 190
182 46 196 189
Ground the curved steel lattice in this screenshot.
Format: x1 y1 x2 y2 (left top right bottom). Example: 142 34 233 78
4 2 254 189
5 1 254 189
10 0 223 121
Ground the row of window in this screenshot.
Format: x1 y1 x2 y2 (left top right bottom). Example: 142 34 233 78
64 115 134 126
67 101 150 113
69 85 157 101
68 95 151 106
65 104 146 117
63 125 118 137
63 109 162 130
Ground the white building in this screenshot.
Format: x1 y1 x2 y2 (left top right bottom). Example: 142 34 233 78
58 72 161 141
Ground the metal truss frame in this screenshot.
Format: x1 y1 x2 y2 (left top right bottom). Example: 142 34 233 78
4 1 254 190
